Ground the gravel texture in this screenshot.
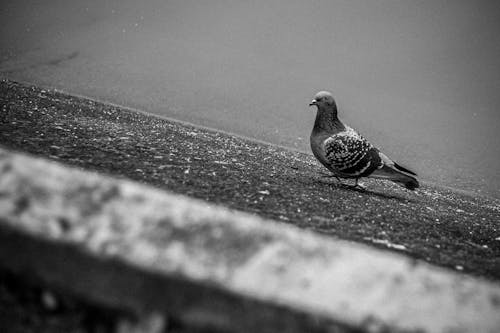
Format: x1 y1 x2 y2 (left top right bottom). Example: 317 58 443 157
1 79 499 280
1 79 500 331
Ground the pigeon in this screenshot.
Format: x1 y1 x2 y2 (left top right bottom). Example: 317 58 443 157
309 91 419 190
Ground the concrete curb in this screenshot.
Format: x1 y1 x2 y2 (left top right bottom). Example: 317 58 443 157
1 147 499 333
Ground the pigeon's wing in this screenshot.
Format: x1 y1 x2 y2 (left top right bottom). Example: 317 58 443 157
323 128 382 177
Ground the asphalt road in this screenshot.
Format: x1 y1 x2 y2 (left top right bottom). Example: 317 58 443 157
2 0 500 199
1 80 499 282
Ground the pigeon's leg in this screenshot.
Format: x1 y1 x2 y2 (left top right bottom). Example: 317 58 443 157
319 172 346 186
331 175 344 184
320 172 342 182
320 171 336 178
332 176 347 186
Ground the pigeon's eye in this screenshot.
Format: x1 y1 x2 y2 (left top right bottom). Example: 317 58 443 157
316 98 322 102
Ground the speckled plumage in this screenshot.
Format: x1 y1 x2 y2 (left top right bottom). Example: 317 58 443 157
323 126 381 178
309 91 419 190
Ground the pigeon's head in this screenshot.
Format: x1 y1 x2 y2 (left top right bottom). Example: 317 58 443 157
309 91 335 109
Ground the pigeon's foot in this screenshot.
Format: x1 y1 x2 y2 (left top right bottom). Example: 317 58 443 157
353 183 366 190
350 178 366 190
319 173 365 189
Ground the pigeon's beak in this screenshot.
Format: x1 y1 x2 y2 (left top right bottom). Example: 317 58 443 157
309 99 317 107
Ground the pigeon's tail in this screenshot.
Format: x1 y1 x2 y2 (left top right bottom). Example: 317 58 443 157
370 165 419 190
393 162 417 176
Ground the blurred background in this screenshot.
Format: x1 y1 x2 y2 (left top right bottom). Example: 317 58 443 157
1 0 499 198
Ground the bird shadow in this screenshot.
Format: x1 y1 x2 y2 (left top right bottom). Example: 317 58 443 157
313 176 415 203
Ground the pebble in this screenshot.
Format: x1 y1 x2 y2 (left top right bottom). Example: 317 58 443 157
41 290 58 310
